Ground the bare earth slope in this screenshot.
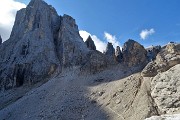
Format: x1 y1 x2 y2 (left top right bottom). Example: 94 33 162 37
0 65 154 120
3 64 180 120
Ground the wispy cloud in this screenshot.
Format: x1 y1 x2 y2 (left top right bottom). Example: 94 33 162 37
80 30 121 52
104 32 120 48
0 0 26 41
79 30 106 52
140 28 155 40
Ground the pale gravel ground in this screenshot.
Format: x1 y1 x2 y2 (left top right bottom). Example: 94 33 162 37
0 65 143 120
145 114 180 120
0 64 180 120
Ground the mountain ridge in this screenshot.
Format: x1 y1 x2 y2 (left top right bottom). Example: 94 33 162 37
0 0 179 120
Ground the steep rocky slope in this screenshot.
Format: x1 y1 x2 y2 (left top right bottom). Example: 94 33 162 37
1 62 179 120
0 0 180 120
0 0 89 90
0 65 151 120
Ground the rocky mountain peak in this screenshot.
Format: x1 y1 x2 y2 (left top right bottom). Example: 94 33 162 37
105 42 115 56
0 0 88 90
85 36 96 50
0 1 180 120
122 39 147 67
28 0 49 7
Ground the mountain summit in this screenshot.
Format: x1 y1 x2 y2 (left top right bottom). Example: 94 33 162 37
0 0 89 90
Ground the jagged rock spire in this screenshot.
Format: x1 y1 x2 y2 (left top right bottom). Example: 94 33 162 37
85 36 96 50
115 46 123 62
105 42 115 56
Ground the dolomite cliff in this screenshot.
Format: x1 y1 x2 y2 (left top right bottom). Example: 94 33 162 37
0 0 180 120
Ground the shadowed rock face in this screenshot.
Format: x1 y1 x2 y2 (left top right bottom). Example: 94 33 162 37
85 36 96 50
0 35 2 45
115 46 123 63
0 0 88 90
122 39 147 67
104 42 117 65
105 42 115 56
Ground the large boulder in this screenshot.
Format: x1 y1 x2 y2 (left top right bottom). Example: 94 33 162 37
142 43 180 77
85 36 96 50
0 0 88 90
122 39 147 67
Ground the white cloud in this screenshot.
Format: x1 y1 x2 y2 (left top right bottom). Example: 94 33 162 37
79 30 106 52
80 30 122 52
0 0 26 41
104 32 120 48
140 28 155 40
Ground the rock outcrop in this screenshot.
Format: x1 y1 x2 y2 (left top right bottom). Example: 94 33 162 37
104 42 117 64
145 114 180 120
115 46 123 63
142 43 180 77
85 36 96 50
0 35 2 45
104 42 115 56
122 39 147 67
81 51 107 74
0 0 88 90
146 45 161 61
150 64 180 114
57 14 89 67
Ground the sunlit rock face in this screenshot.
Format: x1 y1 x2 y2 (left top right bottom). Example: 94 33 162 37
122 39 147 67
142 43 180 77
0 0 89 90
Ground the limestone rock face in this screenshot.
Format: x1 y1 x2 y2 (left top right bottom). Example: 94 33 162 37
104 42 115 56
145 114 180 120
81 51 107 73
104 42 117 64
122 39 147 67
85 36 96 50
142 43 180 77
56 14 89 68
151 64 180 114
146 45 161 61
115 46 123 63
0 35 2 44
0 0 88 90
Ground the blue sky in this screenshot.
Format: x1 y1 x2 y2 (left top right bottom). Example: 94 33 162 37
1 0 180 51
